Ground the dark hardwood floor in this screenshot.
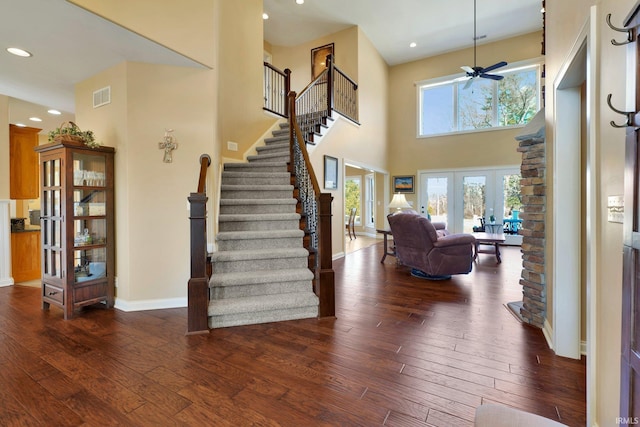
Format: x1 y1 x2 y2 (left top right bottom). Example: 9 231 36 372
0 243 586 426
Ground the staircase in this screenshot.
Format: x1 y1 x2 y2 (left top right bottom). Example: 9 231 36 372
208 123 319 328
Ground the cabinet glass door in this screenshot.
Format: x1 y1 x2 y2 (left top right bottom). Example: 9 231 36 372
42 157 62 279
72 152 107 283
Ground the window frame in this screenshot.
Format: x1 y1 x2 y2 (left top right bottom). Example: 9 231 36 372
416 58 543 138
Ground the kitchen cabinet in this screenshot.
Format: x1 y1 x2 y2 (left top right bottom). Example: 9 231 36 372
11 230 41 282
10 124 41 199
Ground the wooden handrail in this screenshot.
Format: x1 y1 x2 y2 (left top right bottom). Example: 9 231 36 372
297 68 329 100
288 91 335 318
288 93 322 196
334 64 358 90
197 154 211 193
263 63 291 118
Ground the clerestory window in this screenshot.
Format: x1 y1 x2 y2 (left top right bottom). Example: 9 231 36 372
417 60 542 137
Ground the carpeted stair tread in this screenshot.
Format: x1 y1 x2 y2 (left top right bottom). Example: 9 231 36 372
221 171 289 178
208 292 318 316
218 213 300 222
224 161 287 170
210 268 313 287
247 152 289 162
216 229 304 241
220 184 293 191
210 247 309 262
219 198 297 206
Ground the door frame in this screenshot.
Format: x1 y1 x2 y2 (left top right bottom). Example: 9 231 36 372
552 7 597 424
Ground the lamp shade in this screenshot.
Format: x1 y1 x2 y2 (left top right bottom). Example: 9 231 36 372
388 193 411 210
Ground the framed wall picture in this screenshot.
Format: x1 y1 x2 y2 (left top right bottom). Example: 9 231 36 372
393 175 415 193
311 43 334 80
324 155 338 190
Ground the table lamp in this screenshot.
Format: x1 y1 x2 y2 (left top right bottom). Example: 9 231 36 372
388 193 411 212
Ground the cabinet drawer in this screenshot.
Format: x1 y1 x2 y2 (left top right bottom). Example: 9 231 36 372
43 284 64 305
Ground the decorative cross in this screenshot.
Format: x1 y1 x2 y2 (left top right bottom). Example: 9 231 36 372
158 129 178 163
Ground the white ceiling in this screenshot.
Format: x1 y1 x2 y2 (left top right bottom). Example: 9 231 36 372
263 0 543 66
2 0 543 134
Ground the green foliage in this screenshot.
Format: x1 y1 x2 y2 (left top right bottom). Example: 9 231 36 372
504 174 522 214
345 179 360 218
48 122 100 148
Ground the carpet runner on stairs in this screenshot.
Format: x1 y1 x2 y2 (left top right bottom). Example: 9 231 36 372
209 123 319 328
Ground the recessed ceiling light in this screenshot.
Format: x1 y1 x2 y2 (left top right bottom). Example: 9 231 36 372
15 123 26 127
409 42 417 48
47 109 62 115
29 117 42 122
296 0 304 4
263 12 269 19
6 47 32 57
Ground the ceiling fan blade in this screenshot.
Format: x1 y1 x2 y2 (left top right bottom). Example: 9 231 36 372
479 73 504 81
463 78 474 90
480 61 508 73
461 65 475 74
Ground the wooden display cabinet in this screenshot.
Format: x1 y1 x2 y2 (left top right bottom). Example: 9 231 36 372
34 140 115 319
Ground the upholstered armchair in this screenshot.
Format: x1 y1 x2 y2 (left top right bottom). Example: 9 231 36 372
387 211 475 279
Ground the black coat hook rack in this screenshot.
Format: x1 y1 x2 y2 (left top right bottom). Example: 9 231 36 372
606 13 634 46
606 94 635 128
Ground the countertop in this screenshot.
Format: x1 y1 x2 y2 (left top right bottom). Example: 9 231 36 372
11 225 41 233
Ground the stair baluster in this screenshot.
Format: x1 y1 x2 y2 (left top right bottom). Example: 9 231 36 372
288 92 335 317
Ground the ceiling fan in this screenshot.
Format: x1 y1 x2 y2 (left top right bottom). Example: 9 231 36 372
460 0 507 89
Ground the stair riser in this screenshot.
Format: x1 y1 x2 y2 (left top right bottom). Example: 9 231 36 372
212 256 308 273
217 237 302 251
219 204 296 214
210 281 311 299
222 176 290 185
224 165 287 173
220 190 292 199
208 305 318 329
218 219 300 232
259 141 288 149
248 155 290 163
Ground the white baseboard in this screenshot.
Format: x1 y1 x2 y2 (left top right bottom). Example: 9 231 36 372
115 296 187 312
581 340 587 356
333 251 345 260
0 278 14 287
543 318 554 350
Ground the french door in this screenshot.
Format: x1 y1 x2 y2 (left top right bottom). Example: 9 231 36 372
419 168 521 244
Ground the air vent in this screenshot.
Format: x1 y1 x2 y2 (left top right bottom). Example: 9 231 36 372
93 86 111 108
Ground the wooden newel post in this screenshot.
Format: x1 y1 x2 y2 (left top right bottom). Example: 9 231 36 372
284 69 292 118
326 54 334 117
317 192 335 317
187 192 209 334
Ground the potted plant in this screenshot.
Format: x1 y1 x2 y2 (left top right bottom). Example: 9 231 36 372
48 121 100 148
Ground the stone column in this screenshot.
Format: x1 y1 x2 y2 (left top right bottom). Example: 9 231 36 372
515 110 545 328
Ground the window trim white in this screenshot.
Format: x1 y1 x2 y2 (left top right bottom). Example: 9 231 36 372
416 57 544 138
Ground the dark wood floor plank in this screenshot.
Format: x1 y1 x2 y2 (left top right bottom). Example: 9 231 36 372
0 244 586 426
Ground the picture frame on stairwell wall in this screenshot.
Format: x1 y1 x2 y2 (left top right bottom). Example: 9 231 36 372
324 155 338 190
393 175 415 194
311 43 334 80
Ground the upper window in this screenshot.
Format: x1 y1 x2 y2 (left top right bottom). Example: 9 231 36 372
418 62 541 137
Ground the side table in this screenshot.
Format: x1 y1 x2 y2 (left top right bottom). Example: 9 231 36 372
473 232 506 263
376 229 395 263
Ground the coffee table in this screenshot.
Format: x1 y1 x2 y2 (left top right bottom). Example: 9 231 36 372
473 232 506 263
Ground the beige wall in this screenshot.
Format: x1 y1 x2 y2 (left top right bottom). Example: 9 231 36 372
218 0 277 160
75 61 216 304
388 32 542 208
546 0 630 424
68 0 215 67
270 26 389 256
